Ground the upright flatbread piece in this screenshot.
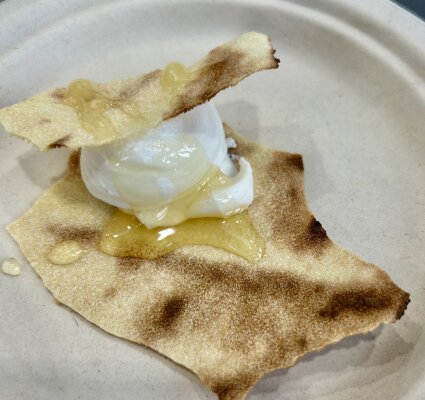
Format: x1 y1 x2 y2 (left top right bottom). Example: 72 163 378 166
8 126 409 400
0 32 278 150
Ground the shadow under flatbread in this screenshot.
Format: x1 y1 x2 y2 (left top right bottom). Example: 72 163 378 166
18 147 70 189
216 101 260 143
251 330 381 397
52 297 213 398
263 122 334 205
252 315 422 400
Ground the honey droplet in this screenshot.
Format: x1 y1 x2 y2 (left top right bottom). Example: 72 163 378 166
48 240 84 265
64 61 195 140
1 257 22 276
64 79 148 140
100 210 265 263
159 62 193 93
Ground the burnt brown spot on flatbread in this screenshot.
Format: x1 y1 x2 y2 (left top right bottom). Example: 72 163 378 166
264 152 305 214
395 294 410 320
268 151 304 179
286 153 304 171
48 135 70 149
51 88 65 100
288 186 303 204
118 70 161 99
135 295 188 343
318 288 393 320
159 254 307 301
132 254 395 359
292 217 331 256
67 151 81 173
39 118 51 125
262 152 330 256
264 34 280 62
48 224 100 245
307 218 327 242
314 283 326 294
297 337 308 351
159 297 187 329
164 49 246 119
103 287 118 300
210 374 257 400
116 256 142 272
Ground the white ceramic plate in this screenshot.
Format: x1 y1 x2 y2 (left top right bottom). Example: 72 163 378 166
1 0 424 399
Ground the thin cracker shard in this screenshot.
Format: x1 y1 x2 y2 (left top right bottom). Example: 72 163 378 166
6 127 409 400
0 32 279 150
164 44 279 120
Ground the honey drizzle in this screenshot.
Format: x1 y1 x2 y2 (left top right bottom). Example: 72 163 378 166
64 80 147 140
100 210 264 263
63 62 194 140
159 62 194 93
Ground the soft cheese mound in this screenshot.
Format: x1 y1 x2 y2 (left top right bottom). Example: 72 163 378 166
81 103 253 228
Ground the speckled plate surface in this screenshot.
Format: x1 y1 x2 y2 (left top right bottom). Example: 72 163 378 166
0 0 424 399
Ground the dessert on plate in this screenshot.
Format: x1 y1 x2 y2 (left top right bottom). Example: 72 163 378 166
0 32 409 400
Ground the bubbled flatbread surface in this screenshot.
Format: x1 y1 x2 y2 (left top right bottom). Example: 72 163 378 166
0 32 278 150
8 126 409 400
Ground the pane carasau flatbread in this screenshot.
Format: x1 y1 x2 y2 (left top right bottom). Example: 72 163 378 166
3 32 409 399
8 126 408 400
0 32 278 150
